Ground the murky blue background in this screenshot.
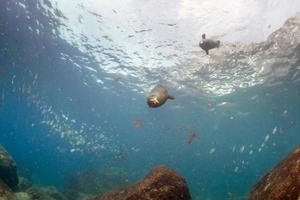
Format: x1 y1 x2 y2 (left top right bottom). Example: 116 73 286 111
0 0 299 199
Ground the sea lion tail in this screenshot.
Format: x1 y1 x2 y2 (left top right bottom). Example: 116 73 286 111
168 95 175 100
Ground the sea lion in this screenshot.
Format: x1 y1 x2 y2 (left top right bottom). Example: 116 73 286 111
199 33 220 55
147 85 175 108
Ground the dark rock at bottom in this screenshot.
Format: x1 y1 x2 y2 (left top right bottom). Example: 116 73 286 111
89 165 192 200
0 145 19 189
26 186 67 200
249 145 300 200
0 179 16 200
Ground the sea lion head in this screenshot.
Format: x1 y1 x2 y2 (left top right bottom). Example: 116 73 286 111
147 96 160 107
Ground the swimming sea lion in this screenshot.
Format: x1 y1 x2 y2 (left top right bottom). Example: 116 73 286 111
199 33 220 55
147 85 175 108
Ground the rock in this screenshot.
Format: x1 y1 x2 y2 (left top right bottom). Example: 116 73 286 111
89 165 192 200
64 167 131 200
42 186 67 200
15 192 31 200
249 145 300 200
26 186 56 200
0 179 16 200
64 189 92 200
18 176 33 191
26 186 67 200
0 145 19 189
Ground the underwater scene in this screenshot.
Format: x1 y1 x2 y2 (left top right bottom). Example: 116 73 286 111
0 0 300 199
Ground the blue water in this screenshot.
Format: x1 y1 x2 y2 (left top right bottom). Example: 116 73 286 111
0 1 300 199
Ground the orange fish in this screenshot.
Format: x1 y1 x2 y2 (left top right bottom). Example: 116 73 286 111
187 132 197 144
133 119 143 128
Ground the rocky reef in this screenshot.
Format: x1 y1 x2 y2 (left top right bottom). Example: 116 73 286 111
0 144 192 200
0 179 16 200
0 145 19 189
249 145 300 200
64 167 131 200
89 165 192 200
25 186 67 200
0 144 67 200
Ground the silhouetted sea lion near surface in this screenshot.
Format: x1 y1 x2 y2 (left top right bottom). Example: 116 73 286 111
199 33 220 55
147 85 175 108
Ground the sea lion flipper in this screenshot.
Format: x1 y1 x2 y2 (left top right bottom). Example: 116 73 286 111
168 95 175 100
205 49 209 55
